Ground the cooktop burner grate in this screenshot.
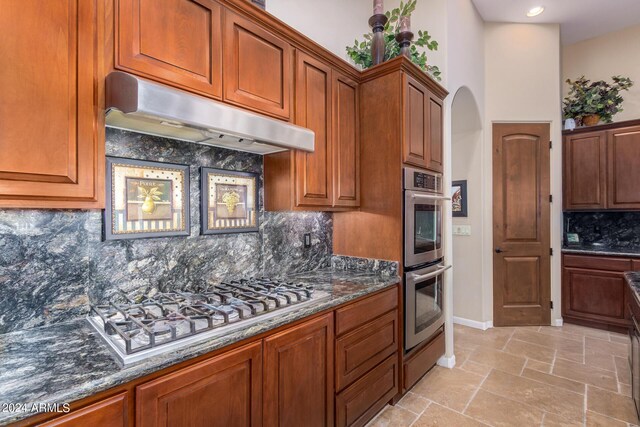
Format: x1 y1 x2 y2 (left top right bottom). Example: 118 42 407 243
88 278 329 365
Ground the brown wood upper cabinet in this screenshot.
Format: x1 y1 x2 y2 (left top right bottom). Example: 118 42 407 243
264 313 334 427
563 120 640 210
0 0 104 208
223 8 292 120
136 341 262 427
607 125 640 209
563 131 607 210
402 73 443 173
264 53 360 211
116 0 223 99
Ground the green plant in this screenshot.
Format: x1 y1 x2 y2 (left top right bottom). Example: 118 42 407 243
346 0 441 81
563 76 634 124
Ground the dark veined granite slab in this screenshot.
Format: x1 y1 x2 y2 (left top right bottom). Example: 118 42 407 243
562 245 640 258
0 268 399 425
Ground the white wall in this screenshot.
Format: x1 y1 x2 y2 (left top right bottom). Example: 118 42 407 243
562 24 640 122
266 0 371 62
266 0 447 79
484 23 563 325
445 1 486 337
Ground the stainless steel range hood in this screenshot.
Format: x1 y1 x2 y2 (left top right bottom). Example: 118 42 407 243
105 72 314 155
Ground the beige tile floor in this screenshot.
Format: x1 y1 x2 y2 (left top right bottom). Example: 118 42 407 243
368 323 639 427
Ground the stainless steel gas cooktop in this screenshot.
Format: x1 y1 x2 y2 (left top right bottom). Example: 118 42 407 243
87 278 329 365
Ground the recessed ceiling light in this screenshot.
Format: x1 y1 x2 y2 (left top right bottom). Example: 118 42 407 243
526 6 545 17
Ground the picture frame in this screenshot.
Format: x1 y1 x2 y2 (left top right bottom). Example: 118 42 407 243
452 180 468 217
104 157 190 240
200 167 259 235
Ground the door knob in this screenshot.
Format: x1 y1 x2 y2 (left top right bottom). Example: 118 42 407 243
495 248 505 253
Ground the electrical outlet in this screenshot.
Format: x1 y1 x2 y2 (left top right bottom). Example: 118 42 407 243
303 233 311 248
452 225 471 236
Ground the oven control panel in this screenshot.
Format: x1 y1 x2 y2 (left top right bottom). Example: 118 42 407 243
404 167 442 194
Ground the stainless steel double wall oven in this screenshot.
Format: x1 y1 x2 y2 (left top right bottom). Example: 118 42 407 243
403 167 451 351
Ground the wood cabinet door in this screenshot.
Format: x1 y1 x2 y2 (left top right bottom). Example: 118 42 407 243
562 266 629 329
294 52 333 207
563 131 607 210
332 71 360 208
264 314 334 427
634 260 640 271
136 342 262 427
607 125 640 209
0 0 103 208
117 0 223 99
223 9 291 120
39 393 128 427
402 73 428 169
427 92 444 173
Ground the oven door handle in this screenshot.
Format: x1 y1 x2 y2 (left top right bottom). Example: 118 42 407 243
409 264 452 282
411 193 452 201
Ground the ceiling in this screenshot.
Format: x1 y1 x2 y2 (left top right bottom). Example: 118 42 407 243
471 0 640 45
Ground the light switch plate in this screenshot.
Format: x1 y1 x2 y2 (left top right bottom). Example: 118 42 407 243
453 225 471 236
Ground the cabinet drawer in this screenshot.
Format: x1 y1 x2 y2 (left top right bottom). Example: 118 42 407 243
336 310 398 391
336 287 398 336
39 393 128 427
403 328 444 392
563 254 631 272
335 355 398 427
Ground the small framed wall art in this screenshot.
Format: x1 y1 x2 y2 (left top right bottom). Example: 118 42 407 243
200 168 259 235
452 180 468 217
105 157 190 240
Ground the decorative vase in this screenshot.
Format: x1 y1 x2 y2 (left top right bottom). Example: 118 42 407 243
583 114 601 126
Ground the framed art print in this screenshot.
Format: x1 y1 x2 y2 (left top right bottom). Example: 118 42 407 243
105 157 190 240
201 168 258 234
452 180 468 217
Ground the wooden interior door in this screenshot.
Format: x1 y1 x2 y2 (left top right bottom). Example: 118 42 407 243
117 0 223 99
0 0 103 208
294 52 333 207
332 70 360 207
493 123 551 326
607 125 640 209
223 9 291 119
136 342 262 427
263 314 334 427
563 131 607 210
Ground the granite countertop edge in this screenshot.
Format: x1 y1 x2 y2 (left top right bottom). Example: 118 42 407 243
561 247 640 258
625 272 640 306
0 269 400 425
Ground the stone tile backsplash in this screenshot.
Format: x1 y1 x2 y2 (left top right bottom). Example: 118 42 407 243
0 129 332 333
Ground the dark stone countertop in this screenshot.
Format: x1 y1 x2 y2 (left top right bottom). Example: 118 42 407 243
562 244 640 258
0 268 400 425
625 271 640 304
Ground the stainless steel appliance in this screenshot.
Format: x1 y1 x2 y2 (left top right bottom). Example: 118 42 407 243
404 263 451 350
404 167 445 268
87 278 329 366
105 72 314 155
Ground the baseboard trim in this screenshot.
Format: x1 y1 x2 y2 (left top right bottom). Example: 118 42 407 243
437 354 456 369
553 318 564 327
453 316 493 331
